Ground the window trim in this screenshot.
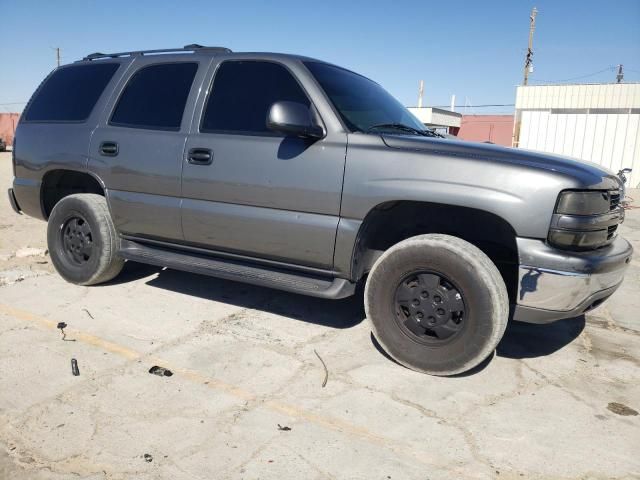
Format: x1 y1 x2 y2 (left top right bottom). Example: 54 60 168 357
22 62 121 125
108 61 200 132
198 59 321 137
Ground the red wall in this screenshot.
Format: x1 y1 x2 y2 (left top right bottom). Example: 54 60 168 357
0 113 20 146
457 115 514 147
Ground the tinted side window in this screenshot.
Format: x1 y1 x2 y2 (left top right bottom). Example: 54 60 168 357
110 63 198 131
202 61 309 134
24 63 119 122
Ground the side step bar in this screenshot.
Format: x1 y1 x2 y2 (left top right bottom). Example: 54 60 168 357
119 239 356 299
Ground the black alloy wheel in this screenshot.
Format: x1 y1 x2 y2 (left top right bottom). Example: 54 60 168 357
393 271 466 344
61 215 94 265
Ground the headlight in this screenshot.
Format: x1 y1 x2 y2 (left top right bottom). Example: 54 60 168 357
556 190 610 215
548 190 622 251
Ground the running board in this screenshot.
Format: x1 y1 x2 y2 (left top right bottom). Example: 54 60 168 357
119 239 355 299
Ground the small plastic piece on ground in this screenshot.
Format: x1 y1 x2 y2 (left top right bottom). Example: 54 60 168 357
148 366 173 377
71 358 80 376
607 402 638 416
143 453 153 462
277 424 291 431
57 322 75 341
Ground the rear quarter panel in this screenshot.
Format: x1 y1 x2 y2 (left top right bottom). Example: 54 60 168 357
12 60 131 219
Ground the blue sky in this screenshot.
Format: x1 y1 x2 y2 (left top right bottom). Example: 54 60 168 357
1 0 639 114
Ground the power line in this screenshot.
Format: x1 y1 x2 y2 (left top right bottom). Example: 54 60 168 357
427 104 515 108
531 66 617 84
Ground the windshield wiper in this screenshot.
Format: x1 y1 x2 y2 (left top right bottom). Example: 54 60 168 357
366 123 444 138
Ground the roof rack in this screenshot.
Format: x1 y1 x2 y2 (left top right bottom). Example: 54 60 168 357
82 44 232 61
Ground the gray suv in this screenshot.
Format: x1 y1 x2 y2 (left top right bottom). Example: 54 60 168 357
9 45 633 375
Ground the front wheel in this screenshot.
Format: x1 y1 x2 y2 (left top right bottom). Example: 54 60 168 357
47 194 124 286
365 234 509 376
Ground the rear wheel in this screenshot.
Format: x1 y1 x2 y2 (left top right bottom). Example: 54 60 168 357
47 194 124 285
365 234 508 375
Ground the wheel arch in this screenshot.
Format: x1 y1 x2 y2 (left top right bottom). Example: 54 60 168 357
350 200 520 302
40 168 106 219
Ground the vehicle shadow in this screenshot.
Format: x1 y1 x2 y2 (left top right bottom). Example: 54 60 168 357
497 315 586 359
370 316 585 377
111 261 366 330
108 262 586 370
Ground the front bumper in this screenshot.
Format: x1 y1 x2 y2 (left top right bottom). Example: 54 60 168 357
513 236 633 323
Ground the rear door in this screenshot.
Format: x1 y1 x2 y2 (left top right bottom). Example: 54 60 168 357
181 59 347 269
89 58 208 241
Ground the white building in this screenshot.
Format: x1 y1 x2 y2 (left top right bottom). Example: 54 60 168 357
407 107 461 135
513 83 640 187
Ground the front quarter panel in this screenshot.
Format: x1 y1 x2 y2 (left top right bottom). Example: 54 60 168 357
340 133 574 238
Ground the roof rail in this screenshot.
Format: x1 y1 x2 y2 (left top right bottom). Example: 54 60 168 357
82 44 232 61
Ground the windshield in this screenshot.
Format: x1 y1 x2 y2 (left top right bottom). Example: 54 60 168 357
304 61 426 134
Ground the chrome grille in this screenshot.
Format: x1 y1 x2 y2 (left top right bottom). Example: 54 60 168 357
609 190 621 211
607 189 622 240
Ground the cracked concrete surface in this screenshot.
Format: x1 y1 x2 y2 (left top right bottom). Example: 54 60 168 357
1 152 639 479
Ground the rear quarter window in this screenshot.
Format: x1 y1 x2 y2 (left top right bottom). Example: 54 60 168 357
24 63 120 123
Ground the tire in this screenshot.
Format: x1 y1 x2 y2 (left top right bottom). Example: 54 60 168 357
365 234 508 376
47 194 124 286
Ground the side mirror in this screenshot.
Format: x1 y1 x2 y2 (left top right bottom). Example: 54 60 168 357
266 101 325 139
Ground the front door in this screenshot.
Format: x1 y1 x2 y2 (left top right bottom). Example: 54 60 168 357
181 59 347 269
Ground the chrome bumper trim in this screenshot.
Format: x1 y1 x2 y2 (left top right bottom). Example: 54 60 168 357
515 236 632 314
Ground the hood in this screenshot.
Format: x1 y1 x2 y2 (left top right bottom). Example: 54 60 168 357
381 134 622 190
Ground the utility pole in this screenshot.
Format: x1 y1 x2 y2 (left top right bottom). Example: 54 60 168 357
418 80 424 108
55 47 61 67
616 64 624 83
523 7 538 85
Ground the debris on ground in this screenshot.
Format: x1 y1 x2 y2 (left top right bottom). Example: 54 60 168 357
82 308 94 319
15 247 47 258
313 349 328 388
607 402 638 416
56 322 75 341
57 322 67 339
0 268 50 286
71 358 80 376
143 453 153 462
277 424 291 431
0 270 26 286
149 366 173 377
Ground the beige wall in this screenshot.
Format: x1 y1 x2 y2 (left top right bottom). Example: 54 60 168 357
515 83 640 187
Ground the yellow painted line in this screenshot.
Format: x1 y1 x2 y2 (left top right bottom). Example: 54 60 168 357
0 302 471 475
0 302 386 443
0 303 140 360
